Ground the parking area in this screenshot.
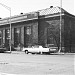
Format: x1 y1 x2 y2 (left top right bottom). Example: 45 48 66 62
0 52 75 75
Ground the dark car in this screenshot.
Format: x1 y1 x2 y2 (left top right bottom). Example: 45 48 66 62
0 47 7 53
0 43 17 53
6 46 17 51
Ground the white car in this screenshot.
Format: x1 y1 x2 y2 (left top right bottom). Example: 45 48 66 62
22 46 50 54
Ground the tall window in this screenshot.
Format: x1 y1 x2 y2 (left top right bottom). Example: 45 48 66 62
47 28 54 44
0 30 2 45
14 28 20 47
24 26 31 47
5 29 10 46
26 26 31 35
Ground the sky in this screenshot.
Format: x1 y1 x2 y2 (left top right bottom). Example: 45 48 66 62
0 0 75 18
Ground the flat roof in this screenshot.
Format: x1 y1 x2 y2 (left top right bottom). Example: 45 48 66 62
0 6 75 26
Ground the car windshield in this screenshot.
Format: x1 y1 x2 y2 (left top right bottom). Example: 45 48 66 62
32 45 43 48
32 46 39 48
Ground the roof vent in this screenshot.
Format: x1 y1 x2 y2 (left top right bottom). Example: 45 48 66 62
20 13 23 14
50 6 53 8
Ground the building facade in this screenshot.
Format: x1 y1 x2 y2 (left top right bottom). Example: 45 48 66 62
0 6 75 52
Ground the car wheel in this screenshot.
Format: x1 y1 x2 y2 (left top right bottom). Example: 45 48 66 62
25 50 28 54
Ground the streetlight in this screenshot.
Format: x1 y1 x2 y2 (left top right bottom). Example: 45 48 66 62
0 3 11 53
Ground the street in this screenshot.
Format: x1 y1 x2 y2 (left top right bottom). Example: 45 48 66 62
0 52 75 75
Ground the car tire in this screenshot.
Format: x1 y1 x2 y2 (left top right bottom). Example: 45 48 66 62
25 50 28 54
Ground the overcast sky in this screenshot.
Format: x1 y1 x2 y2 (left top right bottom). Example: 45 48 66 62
0 0 75 18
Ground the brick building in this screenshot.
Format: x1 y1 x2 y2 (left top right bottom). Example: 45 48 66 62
0 6 75 52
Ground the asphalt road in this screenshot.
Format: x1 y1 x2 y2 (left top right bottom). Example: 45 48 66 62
0 52 75 75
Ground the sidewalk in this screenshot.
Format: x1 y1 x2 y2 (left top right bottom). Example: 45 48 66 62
9 51 75 55
5 51 25 54
64 53 75 55
12 51 25 54
51 52 75 55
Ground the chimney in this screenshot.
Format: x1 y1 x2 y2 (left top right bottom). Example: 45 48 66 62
50 6 53 8
20 13 23 14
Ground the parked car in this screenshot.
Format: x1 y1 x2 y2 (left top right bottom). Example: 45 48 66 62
0 47 7 53
49 47 58 53
0 43 17 53
6 46 17 51
22 45 50 54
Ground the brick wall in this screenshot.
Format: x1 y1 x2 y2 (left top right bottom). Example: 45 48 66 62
11 21 38 47
38 16 64 49
64 14 75 52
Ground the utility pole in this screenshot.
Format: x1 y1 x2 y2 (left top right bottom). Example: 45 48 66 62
58 0 62 53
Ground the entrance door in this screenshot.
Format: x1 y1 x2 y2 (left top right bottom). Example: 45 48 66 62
14 28 20 47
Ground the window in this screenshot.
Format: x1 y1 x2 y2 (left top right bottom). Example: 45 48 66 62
5 29 10 47
5 29 10 40
26 26 31 35
0 30 2 45
24 26 31 47
0 30 2 38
